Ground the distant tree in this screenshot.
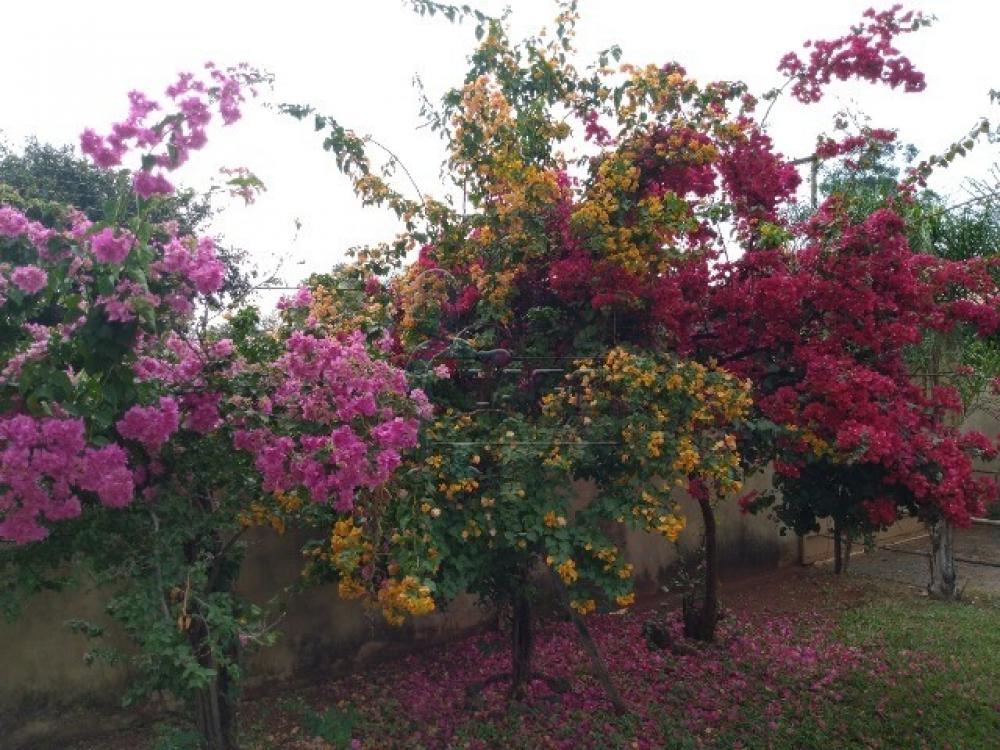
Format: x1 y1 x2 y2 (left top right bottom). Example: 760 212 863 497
0 138 260 306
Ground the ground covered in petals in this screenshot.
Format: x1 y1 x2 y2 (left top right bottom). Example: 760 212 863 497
78 570 1000 750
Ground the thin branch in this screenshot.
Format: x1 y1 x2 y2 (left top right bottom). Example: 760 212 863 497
207 527 249 591
759 77 796 130
365 136 427 210
150 510 172 621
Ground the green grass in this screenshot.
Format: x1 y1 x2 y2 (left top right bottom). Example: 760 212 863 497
831 595 1000 750
652 593 1000 750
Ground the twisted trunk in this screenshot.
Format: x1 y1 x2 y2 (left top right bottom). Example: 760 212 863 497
546 568 627 713
193 663 237 750
568 607 627 715
187 530 241 750
683 494 719 643
927 520 958 600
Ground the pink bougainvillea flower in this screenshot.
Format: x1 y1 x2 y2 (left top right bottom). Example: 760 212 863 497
116 396 181 452
90 228 135 264
10 265 47 294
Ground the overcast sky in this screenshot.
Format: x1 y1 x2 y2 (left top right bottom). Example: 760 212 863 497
3 1 998 307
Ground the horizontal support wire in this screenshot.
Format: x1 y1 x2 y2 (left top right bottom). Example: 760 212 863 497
427 441 619 446
247 285 1000 462
878 543 1000 569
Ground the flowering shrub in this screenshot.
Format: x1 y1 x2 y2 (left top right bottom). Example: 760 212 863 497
710 199 1000 541
284 7 768 679
0 68 268 750
1 63 422 749
279 1 1000 669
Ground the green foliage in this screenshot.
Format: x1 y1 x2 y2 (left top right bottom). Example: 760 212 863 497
0 138 211 234
302 705 359 748
152 723 205 750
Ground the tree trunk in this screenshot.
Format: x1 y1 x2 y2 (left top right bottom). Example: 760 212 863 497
683 495 719 643
927 519 958 599
194 671 237 750
921 340 960 601
187 529 241 750
544 569 626 713
568 608 627 715
188 620 239 749
509 592 533 700
833 521 844 575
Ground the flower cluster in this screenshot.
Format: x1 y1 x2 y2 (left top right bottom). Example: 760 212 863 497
0 205 54 255
10 265 47 294
116 397 181 452
155 236 226 296
377 575 436 625
90 228 134 264
234 331 427 511
80 63 255 198
778 5 930 104
0 415 133 543
814 127 897 160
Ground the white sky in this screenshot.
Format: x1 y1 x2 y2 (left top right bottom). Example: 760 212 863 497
2 1 998 308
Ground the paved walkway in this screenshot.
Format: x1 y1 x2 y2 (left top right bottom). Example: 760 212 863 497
842 523 1000 595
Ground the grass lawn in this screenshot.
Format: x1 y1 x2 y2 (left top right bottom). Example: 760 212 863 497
651 592 1000 750
830 596 1000 749
77 571 1000 750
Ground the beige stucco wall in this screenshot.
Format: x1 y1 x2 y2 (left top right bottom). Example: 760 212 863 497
0 579 133 746
0 527 490 748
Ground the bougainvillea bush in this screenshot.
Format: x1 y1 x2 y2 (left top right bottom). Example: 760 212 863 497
0 65 268 750
6 1 1000 747
280 0 1000 686
0 66 428 749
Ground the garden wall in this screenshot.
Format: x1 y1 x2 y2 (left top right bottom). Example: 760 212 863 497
3 429 992 743
0 458 941 747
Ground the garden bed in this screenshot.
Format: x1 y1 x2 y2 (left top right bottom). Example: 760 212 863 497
67 568 1000 750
